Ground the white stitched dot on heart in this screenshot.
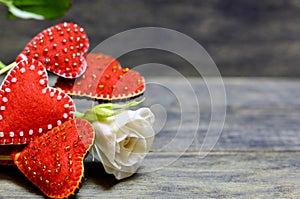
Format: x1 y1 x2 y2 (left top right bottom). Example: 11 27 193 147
39 79 45 85
20 68 26 73
20 131 24 137
0 106 5 111
29 129 33 135
11 77 17 83
38 128 43 133
42 89 47 94
57 95 62 101
48 124 52 129
64 104 69 108
5 88 11 93
0 132 4 137
9 132 14 137
63 113 68 119
57 120 62 125
30 65 35 70
38 70 43 75
50 92 55 97
2 97 8 103
0 115 2 120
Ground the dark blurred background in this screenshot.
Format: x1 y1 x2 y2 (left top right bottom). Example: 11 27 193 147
0 0 300 76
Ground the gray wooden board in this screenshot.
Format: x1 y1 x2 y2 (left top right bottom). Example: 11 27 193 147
2 1 300 77
0 77 300 198
1 152 300 198
150 111 300 151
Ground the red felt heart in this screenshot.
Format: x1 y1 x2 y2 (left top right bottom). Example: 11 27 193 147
55 53 145 100
12 118 95 198
0 59 75 145
16 22 89 78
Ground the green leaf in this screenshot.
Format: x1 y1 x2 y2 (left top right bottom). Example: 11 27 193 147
11 0 72 19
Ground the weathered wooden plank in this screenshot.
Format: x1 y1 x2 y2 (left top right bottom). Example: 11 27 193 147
149 111 300 151
142 78 300 151
1 77 300 198
215 112 300 151
143 77 300 112
2 1 300 77
1 152 300 198
2 76 300 112
1 77 300 152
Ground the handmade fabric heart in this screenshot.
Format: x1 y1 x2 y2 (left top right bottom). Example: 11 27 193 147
16 22 89 78
12 118 95 198
0 59 75 145
55 53 145 100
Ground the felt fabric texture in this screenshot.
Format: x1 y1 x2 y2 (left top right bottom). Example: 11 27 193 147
16 22 89 78
0 59 75 145
55 53 145 100
12 118 95 198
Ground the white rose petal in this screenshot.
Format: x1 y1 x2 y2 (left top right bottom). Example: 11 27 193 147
93 122 117 166
93 107 155 180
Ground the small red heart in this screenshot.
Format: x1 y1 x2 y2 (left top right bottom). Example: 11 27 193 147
55 53 145 100
16 22 89 78
12 118 95 198
0 59 75 145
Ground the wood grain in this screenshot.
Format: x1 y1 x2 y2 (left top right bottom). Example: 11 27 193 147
1 78 300 198
1 1 300 77
1 152 300 198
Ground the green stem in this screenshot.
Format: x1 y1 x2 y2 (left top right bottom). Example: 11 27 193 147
76 98 145 123
0 155 12 161
0 61 16 75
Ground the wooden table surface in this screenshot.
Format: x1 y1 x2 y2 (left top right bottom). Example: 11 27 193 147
1 77 300 198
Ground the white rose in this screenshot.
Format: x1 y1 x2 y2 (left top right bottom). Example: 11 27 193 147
92 107 155 180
